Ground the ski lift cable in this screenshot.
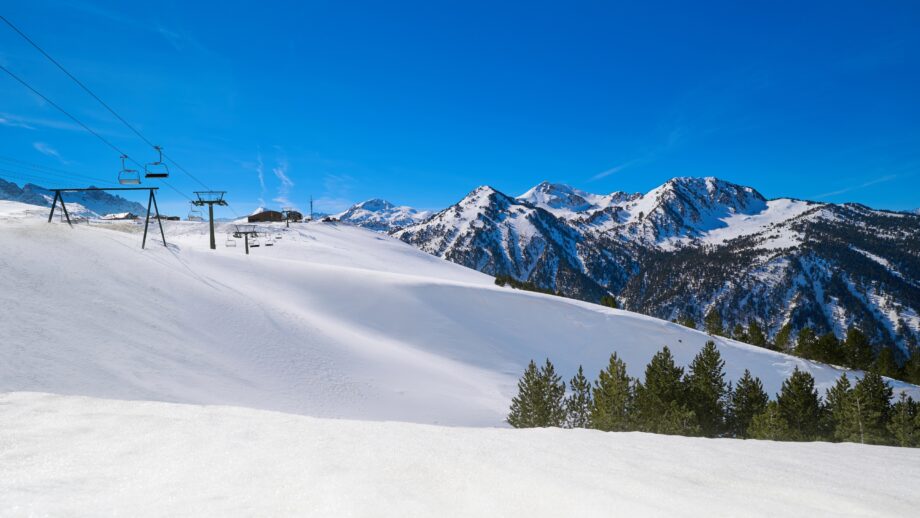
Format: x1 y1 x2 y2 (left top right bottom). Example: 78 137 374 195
1 16 242 216
0 15 212 191
0 156 119 185
0 63 131 159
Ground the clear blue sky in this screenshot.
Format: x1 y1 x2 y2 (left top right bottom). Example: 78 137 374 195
1 0 918 216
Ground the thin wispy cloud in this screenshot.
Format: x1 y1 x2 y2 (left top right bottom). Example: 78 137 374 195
814 174 898 199
591 159 642 181
272 158 295 207
0 115 34 129
32 142 67 164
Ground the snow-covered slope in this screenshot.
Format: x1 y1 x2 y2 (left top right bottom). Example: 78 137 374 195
1 200 917 427
3 392 919 517
335 198 431 232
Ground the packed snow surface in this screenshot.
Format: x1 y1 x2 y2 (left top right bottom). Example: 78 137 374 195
0 201 917 427
3 392 919 518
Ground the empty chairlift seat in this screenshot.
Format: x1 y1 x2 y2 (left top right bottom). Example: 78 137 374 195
145 145 170 179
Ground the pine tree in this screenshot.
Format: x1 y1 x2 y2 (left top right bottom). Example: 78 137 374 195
774 323 792 352
903 346 920 385
635 346 696 435
824 374 856 442
685 341 728 437
748 401 791 441
732 323 748 343
565 365 593 429
843 327 873 370
851 371 893 445
507 358 566 428
704 309 724 337
872 346 900 379
600 295 618 309
677 314 697 329
727 369 769 438
590 353 634 432
508 360 541 428
776 367 822 441
795 327 816 359
888 392 919 448
538 358 567 427
814 332 843 365
747 321 768 348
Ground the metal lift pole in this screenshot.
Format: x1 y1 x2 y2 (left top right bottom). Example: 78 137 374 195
208 204 216 249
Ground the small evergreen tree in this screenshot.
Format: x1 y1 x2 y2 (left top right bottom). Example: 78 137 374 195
590 353 634 432
903 346 920 385
814 332 843 365
746 321 768 348
508 360 541 428
851 371 893 445
872 346 900 379
773 323 792 352
600 295 618 309
748 401 791 441
565 365 593 429
776 367 822 441
732 323 748 343
704 309 724 337
635 346 696 435
888 392 919 448
507 359 566 428
795 327 816 359
677 314 697 329
538 358 567 427
843 327 873 370
727 369 769 438
685 341 728 437
824 374 856 442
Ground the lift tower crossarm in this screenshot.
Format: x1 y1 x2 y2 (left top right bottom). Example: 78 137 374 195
191 191 228 250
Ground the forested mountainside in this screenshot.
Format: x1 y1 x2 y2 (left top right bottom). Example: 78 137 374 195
395 178 920 354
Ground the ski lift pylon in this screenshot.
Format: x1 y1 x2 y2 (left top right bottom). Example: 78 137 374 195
145 145 170 179
117 154 141 185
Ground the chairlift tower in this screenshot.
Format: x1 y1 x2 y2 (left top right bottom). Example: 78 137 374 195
282 207 295 228
233 224 259 255
192 191 228 250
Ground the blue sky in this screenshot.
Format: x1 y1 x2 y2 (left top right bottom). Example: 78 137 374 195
1 1 918 216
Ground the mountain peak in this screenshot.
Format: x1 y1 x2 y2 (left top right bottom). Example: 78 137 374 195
335 198 430 232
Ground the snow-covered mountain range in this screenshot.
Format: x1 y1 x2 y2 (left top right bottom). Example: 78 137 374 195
0 177 147 218
394 177 920 352
334 198 431 231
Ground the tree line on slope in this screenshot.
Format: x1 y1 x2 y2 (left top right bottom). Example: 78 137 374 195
508 342 920 447
685 310 920 385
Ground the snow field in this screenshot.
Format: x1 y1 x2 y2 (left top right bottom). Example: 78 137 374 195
2 392 919 518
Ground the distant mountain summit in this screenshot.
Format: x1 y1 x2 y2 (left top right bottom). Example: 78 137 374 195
0 178 147 218
396 177 920 352
335 199 431 232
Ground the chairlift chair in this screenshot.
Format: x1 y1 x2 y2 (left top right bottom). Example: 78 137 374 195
225 234 237 247
265 236 274 247
145 145 170 178
117 155 141 185
250 236 261 247
188 203 204 222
